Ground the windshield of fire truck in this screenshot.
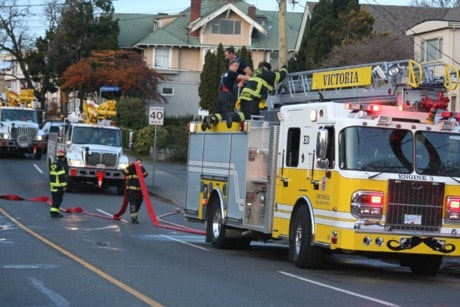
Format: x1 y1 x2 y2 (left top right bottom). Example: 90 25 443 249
1 109 37 123
415 131 460 177
72 127 121 147
339 127 413 173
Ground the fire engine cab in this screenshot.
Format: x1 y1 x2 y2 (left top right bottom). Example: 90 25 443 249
184 59 460 275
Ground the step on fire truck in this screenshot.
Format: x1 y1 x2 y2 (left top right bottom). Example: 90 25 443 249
0 88 45 159
184 59 460 275
47 100 129 195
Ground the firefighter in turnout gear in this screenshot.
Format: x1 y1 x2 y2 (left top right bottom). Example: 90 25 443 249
49 150 67 218
123 158 148 223
226 62 288 127
201 59 249 131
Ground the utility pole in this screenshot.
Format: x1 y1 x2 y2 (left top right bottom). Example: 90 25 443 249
278 0 287 67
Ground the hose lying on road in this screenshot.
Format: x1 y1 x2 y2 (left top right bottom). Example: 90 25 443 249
0 164 205 235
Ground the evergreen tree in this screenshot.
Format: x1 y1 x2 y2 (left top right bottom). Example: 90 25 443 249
198 43 227 112
238 46 253 71
289 0 370 71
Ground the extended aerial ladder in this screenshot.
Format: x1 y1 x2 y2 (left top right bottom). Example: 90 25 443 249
269 60 459 108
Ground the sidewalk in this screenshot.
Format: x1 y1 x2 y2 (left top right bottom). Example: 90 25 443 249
129 155 187 207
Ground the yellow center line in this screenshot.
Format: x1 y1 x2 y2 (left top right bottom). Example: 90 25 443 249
0 207 163 307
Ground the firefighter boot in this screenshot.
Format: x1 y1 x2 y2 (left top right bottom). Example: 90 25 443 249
50 207 63 218
201 116 210 131
130 202 139 223
226 112 241 128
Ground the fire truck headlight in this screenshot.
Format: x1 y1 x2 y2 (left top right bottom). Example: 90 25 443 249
351 190 384 219
68 159 84 167
447 196 460 223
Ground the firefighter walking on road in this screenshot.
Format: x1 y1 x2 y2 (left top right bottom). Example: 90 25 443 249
123 158 148 224
49 150 67 218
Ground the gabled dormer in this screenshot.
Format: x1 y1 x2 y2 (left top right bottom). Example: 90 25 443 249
187 0 266 46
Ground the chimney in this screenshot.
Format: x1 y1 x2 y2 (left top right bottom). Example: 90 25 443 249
190 0 201 23
248 5 256 20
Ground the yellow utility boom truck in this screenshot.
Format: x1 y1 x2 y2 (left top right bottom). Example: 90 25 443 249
184 60 460 275
0 88 45 159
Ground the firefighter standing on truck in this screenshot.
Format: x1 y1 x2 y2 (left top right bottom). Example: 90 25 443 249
226 62 288 127
123 158 148 224
49 150 67 218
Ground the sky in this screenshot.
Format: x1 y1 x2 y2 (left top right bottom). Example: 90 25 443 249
24 0 414 37
111 0 414 14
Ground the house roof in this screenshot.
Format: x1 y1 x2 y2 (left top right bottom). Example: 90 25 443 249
305 2 460 54
114 0 303 51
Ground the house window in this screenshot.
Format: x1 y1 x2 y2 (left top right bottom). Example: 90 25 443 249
154 48 170 68
211 19 241 35
421 38 443 62
161 87 174 96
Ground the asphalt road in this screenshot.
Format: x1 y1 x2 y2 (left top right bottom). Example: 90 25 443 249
1 153 460 306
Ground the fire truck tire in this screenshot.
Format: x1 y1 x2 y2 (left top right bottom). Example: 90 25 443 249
290 205 322 268
404 254 442 276
208 201 236 249
34 149 42 160
116 180 126 196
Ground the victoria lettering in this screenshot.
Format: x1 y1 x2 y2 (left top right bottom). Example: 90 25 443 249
323 71 359 86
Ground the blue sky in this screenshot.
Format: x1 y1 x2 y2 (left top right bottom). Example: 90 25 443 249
112 0 413 14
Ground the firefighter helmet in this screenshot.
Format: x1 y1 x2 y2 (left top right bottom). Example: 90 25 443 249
57 150 66 157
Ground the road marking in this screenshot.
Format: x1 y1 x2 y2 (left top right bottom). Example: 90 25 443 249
161 234 209 251
28 277 70 306
279 271 399 307
2 264 58 269
34 164 44 174
0 207 164 307
96 208 129 223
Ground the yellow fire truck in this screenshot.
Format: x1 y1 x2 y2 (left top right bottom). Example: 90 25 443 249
184 59 460 275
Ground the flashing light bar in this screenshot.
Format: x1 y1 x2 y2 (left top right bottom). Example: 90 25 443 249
345 103 382 112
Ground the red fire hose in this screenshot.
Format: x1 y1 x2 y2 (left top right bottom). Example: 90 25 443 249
1 162 205 235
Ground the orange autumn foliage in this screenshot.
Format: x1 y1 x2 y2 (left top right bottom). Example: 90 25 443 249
59 50 164 101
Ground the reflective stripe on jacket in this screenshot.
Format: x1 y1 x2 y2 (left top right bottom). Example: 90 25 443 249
49 160 67 192
123 164 148 191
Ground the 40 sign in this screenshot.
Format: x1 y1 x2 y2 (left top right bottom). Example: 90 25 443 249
149 107 164 126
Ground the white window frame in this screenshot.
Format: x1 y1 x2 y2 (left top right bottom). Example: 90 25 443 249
420 37 443 62
161 87 174 96
154 47 171 68
211 19 241 35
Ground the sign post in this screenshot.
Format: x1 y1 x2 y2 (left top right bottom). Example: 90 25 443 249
149 107 164 186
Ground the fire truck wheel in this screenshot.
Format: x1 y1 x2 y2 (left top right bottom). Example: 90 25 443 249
290 205 322 268
403 254 442 276
116 181 126 196
208 201 236 249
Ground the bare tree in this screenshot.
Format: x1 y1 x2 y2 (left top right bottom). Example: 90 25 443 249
411 0 460 7
0 0 36 89
323 32 412 68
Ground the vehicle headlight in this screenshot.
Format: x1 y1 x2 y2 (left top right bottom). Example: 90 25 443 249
1 133 9 140
37 135 43 141
68 159 84 167
118 162 129 170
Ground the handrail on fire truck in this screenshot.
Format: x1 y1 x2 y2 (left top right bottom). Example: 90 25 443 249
270 59 459 107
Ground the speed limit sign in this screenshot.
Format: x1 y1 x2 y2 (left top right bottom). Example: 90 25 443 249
149 107 164 126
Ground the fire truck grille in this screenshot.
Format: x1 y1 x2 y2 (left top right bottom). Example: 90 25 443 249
85 152 118 167
386 179 444 232
10 127 37 139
